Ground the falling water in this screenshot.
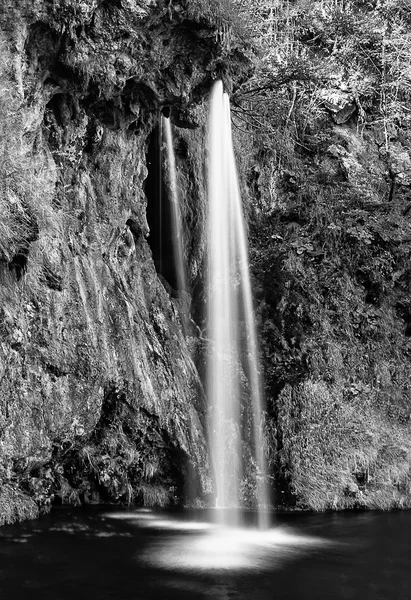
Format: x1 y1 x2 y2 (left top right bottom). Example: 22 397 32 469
207 80 269 528
162 116 188 294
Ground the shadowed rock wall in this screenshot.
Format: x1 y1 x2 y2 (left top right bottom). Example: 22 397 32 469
0 0 250 522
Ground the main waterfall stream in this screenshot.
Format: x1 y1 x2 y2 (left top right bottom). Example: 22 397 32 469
207 80 268 527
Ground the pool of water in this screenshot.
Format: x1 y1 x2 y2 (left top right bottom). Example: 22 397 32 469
0 507 409 599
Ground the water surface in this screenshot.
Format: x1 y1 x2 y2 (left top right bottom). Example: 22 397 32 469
0 507 409 599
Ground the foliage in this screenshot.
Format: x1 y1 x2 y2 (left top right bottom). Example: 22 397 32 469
230 0 411 509
232 0 411 164
276 380 411 510
182 0 251 44
247 152 411 507
50 387 182 508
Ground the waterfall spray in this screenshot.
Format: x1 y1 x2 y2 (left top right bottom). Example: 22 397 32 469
207 81 269 528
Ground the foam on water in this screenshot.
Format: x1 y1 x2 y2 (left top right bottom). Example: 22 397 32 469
104 510 330 572
104 510 213 531
149 526 328 572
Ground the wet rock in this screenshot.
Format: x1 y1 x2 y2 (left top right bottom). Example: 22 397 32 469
0 0 248 522
321 90 357 124
345 480 360 497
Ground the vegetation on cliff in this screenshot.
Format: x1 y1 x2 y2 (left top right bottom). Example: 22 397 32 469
1 0 411 521
228 0 411 509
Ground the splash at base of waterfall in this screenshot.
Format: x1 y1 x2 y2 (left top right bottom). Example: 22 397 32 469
105 509 330 572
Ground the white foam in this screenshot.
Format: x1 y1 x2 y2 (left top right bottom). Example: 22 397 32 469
140 525 329 572
103 510 212 531
103 510 331 572
103 510 334 572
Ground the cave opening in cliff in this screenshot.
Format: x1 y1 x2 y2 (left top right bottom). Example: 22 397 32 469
145 117 183 292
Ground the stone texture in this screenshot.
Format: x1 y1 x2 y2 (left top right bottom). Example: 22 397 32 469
0 0 250 519
320 89 357 124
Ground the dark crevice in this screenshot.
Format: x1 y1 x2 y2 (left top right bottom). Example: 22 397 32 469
161 105 171 118
9 251 29 281
396 301 411 336
45 94 65 128
93 385 128 443
388 167 396 202
357 269 382 306
124 80 159 111
174 136 188 159
43 265 63 291
126 219 142 245
25 22 61 70
44 363 69 378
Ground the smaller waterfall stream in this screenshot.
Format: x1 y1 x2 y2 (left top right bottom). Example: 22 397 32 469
162 116 188 294
207 81 268 528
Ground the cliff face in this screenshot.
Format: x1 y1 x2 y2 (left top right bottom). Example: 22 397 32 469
237 1 411 511
0 0 249 522
5 0 409 522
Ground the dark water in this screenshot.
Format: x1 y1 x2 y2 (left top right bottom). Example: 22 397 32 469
0 507 410 600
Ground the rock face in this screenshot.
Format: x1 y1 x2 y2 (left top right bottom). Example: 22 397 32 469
247 76 411 512
0 0 249 522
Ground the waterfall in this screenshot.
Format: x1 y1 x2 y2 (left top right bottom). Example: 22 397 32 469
162 116 188 294
207 80 269 528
